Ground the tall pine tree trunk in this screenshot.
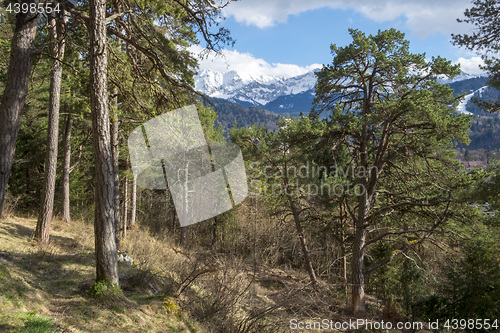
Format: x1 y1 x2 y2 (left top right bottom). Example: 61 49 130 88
180 160 189 246
111 91 120 249
35 8 66 242
130 174 137 228
351 125 370 315
351 214 367 315
0 1 39 218
122 175 128 239
90 0 119 286
61 114 73 224
285 192 318 289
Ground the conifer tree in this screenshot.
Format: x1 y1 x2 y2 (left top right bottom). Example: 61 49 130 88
314 29 472 314
0 0 39 218
35 5 67 242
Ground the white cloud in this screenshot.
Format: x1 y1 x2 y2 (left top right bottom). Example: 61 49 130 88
454 56 486 75
222 0 473 36
190 46 487 80
190 45 322 81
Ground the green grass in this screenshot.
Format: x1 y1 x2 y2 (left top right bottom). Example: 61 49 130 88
19 313 57 333
0 217 206 332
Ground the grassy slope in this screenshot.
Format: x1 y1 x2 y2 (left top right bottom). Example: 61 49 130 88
0 216 394 333
0 217 203 333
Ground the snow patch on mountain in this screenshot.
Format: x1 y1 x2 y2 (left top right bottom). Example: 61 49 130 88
456 86 488 115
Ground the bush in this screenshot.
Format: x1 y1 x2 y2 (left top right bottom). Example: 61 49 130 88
88 280 122 300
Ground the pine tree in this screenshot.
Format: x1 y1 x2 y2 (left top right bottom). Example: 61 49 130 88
34 6 67 242
0 0 39 218
89 0 119 286
314 29 472 314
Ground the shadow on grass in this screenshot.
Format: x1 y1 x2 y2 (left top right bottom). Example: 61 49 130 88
0 220 190 332
0 249 95 296
0 222 84 253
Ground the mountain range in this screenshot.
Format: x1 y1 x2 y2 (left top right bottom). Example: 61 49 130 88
195 69 317 116
196 68 500 150
195 69 490 118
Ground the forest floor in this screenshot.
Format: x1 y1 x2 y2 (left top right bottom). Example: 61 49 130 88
0 216 424 333
0 216 343 332
0 216 202 332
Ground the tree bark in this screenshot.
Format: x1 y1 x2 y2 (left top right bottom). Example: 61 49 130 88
35 8 66 242
339 202 349 305
130 174 137 228
211 217 217 246
61 114 73 224
0 1 39 218
111 91 120 249
286 191 318 289
90 0 119 286
122 175 128 239
351 124 370 315
351 216 367 315
180 160 189 246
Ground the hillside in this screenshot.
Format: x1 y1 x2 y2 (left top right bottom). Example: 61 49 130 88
0 217 203 332
464 115 500 150
448 76 489 97
205 97 280 134
448 78 500 150
0 216 361 333
204 75 500 149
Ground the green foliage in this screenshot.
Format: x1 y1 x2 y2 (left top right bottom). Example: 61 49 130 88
163 296 182 316
368 242 401 305
105 0 233 115
314 28 474 242
310 29 483 314
471 161 500 211
422 224 500 329
231 116 328 209
88 280 122 300
0 14 13 84
3 0 235 220
196 102 225 143
368 244 430 319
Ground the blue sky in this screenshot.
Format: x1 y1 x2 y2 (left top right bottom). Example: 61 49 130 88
192 0 484 80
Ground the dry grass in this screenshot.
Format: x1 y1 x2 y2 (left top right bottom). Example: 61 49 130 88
0 217 202 333
0 215 354 333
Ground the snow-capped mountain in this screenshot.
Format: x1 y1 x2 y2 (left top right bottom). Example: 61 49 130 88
195 69 317 107
437 70 486 84
195 68 489 117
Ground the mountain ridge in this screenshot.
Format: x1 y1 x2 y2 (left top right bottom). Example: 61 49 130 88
195 69 317 107
195 69 489 117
